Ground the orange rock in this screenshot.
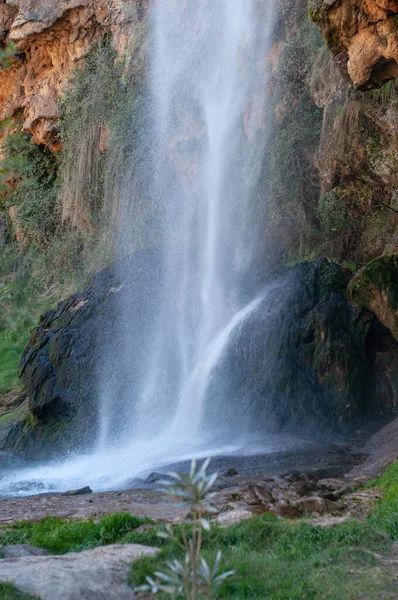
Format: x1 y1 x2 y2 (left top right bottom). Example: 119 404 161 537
0 0 148 147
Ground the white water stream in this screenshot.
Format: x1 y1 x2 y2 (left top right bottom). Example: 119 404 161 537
0 1 287 496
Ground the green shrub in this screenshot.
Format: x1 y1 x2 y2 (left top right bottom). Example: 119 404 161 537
1 132 60 245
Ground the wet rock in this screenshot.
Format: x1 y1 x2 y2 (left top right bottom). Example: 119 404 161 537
349 255 398 341
144 472 169 485
205 259 395 436
61 486 93 497
225 467 238 477
9 256 398 458
0 543 158 600
6 250 162 458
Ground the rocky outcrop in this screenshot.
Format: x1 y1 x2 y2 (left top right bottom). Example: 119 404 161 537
0 0 147 145
309 36 398 264
205 258 398 435
4 256 397 458
309 0 398 89
0 543 158 600
4 249 161 458
349 255 398 339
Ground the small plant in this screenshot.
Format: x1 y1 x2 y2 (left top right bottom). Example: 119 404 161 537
136 459 235 599
0 43 16 70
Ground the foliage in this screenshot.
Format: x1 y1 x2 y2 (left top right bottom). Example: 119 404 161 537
0 42 16 69
3 134 60 245
318 190 349 235
136 459 234 600
59 43 117 231
0 123 31 194
0 583 39 600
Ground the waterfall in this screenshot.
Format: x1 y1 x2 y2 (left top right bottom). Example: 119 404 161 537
0 2 280 496
99 0 277 449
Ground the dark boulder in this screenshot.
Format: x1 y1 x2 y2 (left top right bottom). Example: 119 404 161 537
1 256 397 458
203 259 398 437
2 250 161 458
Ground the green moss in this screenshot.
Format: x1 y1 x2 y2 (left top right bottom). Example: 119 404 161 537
349 255 398 309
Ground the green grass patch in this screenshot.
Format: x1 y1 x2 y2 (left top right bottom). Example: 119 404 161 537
0 513 153 555
0 583 39 600
369 462 398 540
128 516 395 599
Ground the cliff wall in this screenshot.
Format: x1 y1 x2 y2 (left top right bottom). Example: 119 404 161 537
0 0 146 145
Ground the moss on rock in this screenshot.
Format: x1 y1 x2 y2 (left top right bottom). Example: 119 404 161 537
349 255 398 340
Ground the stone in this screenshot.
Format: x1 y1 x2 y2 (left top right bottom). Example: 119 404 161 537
0 543 159 600
0 545 49 559
294 496 341 516
349 416 398 478
309 0 398 88
217 509 253 526
204 259 394 437
0 0 148 145
225 467 238 477
61 486 93 496
274 500 300 519
349 255 398 341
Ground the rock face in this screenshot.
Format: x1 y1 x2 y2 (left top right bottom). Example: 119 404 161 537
204 258 398 436
3 256 396 458
0 0 147 145
6 250 161 457
0 543 158 600
309 0 398 89
349 255 398 340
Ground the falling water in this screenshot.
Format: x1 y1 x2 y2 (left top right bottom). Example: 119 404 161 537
99 0 277 447
0 1 284 495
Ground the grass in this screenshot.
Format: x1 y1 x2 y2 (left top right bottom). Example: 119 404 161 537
128 517 396 599
0 583 39 600
0 468 397 599
369 462 398 541
0 513 153 555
